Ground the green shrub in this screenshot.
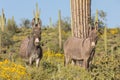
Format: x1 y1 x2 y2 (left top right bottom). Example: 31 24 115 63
91 52 120 80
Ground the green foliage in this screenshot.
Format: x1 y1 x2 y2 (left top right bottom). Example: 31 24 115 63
53 65 93 80
25 50 93 80
0 30 14 53
20 18 31 28
56 17 71 32
92 52 120 80
98 10 107 21
6 16 17 34
0 27 120 80
1 31 14 47
91 10 107 28
41 26 70 52
0 14 119 80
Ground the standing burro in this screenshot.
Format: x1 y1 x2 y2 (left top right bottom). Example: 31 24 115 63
19 18 42 67
64 28 98 69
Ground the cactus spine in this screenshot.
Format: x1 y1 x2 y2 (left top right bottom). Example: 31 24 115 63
58 10 62 50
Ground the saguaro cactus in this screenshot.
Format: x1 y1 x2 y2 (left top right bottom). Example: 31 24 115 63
70 0 74 36
104 26 107 54
0 9 6 53
49 17 52 28
70 0 91 38
1 9 6 32
94 9 98 30
33 2 40 23
58 10 62 49
0 16 1 29
0 16 1 53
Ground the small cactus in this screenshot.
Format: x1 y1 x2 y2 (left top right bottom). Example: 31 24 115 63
104 26 107 54
1 9 6 32
94 9 98 30
49 17 52 28
58 10 62 50
0 9 6 53
33 2 40 24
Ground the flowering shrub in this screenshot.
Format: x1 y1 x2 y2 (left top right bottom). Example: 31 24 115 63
13 35 26 42
44 48 64 58
109 28 118 34
0 59 30 80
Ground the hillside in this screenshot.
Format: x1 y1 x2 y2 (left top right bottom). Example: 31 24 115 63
0 27 120 79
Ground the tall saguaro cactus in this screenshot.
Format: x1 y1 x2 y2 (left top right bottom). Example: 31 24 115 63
70 0 74 36
0 16 1 53
94 9 98 30
0 9 6 53
0 9 6 32
104 26 107 54
58 10 62 49
70 0 91 38
33 3 40 23
49 17 52 28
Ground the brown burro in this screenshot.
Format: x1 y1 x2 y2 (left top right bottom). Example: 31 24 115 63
64 29 97 69
19 18 42 67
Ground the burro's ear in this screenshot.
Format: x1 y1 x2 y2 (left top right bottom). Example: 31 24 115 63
94 22 98 30
32 18 35 27
38 18 42 28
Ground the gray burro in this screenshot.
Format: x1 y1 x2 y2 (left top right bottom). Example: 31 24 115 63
19 18 42 67
64 29 98 69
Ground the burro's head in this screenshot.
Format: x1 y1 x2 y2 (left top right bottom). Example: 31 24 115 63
32 18 42 46
89 28 98 47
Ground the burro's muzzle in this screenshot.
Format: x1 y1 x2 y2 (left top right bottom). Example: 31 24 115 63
34 38 40 46
91 42 95 47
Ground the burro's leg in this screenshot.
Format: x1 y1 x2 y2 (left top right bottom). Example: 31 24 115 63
29 56 33 66
71 59 76 65
76 60 83 67
72 59 83 67
64 55 71 66
36 58 40 67
83 58 88 70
